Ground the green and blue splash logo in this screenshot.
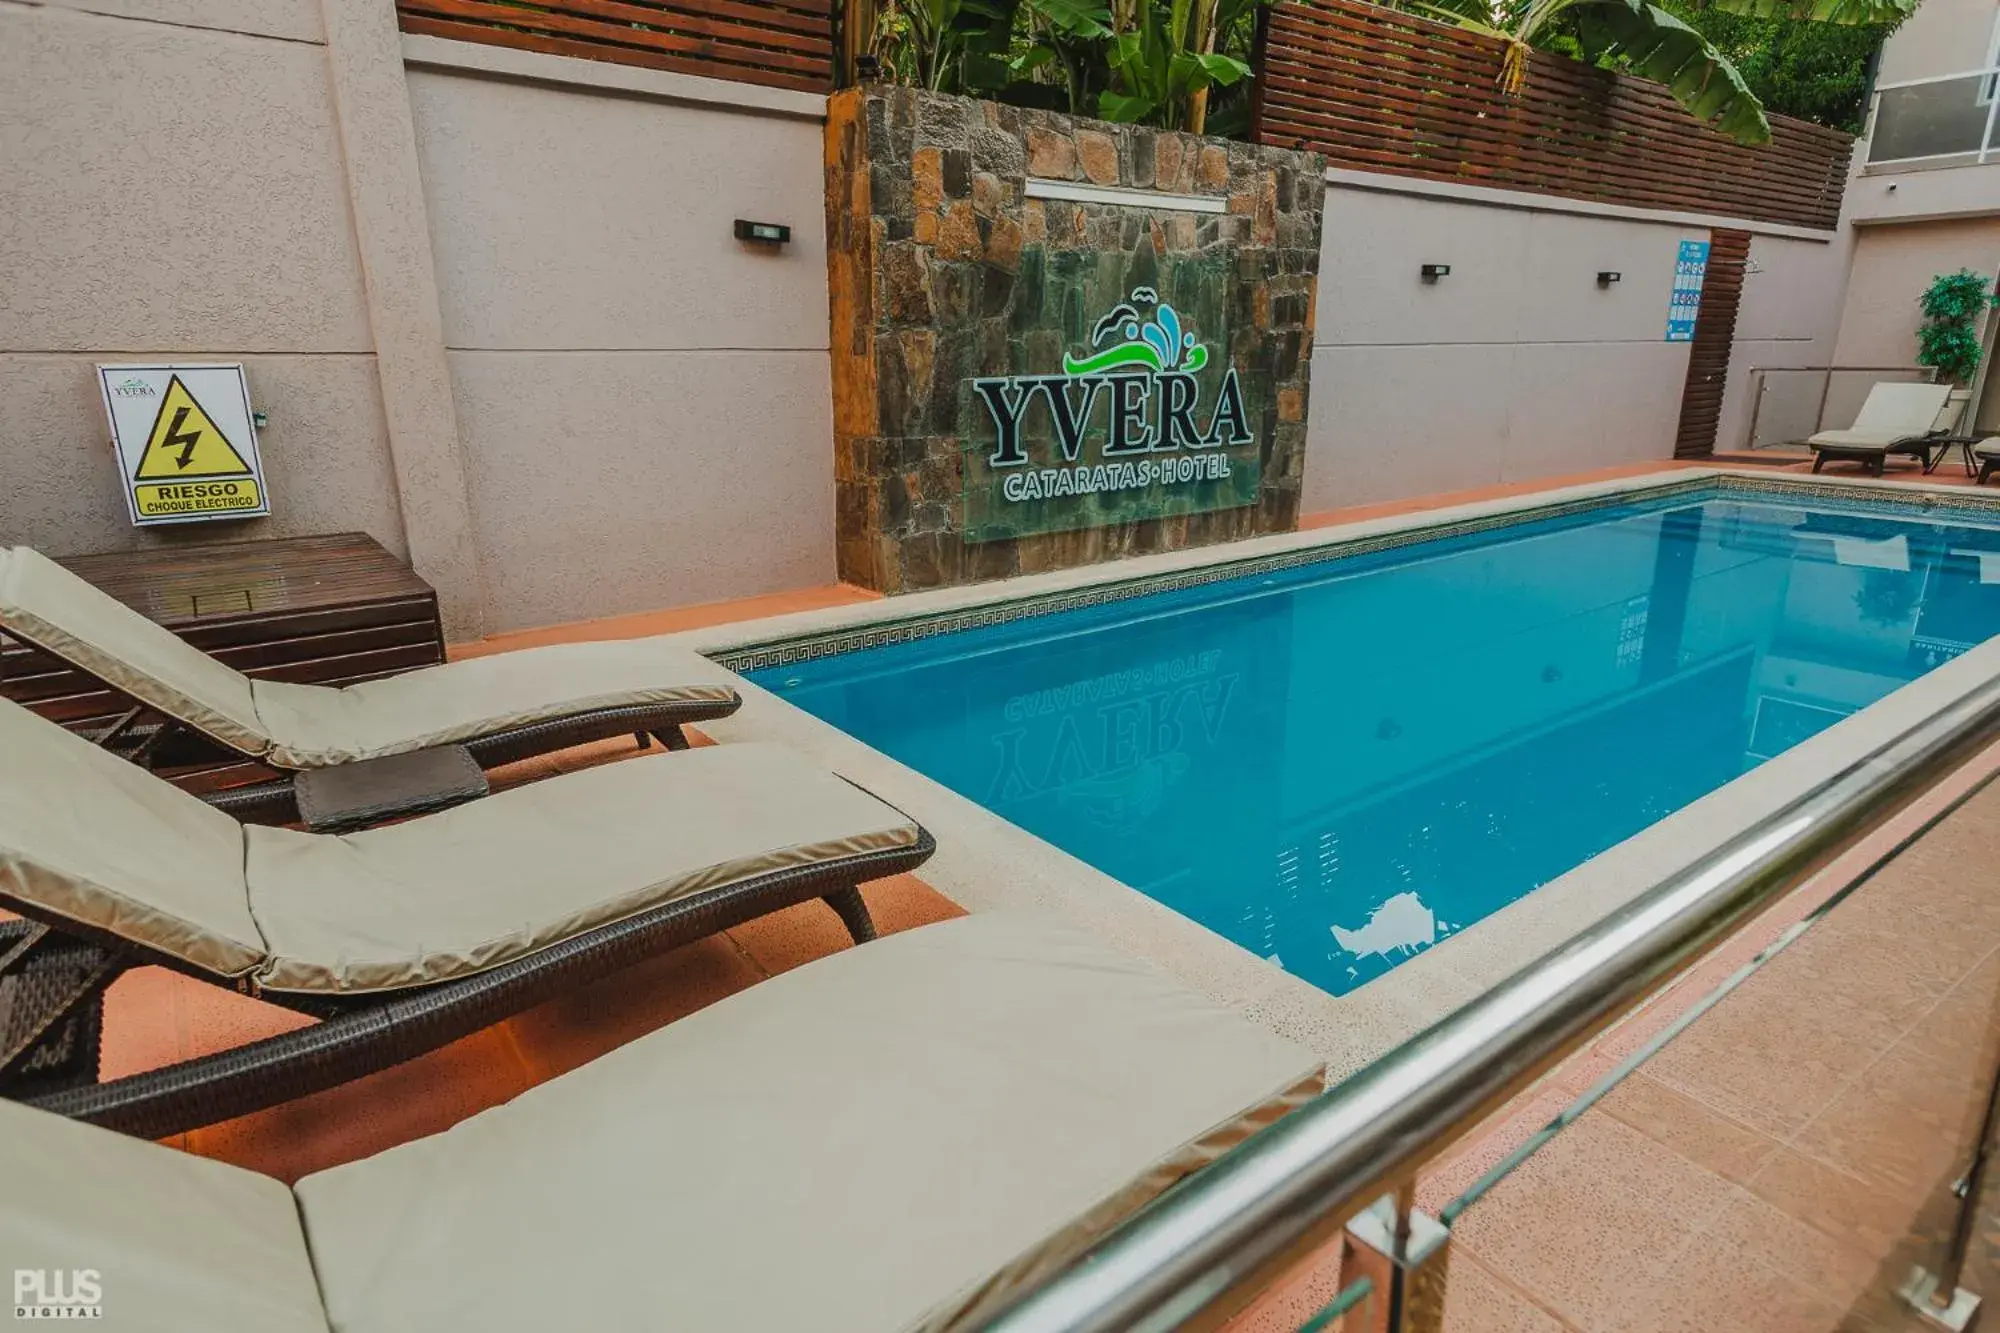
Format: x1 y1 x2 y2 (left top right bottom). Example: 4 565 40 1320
1064 287 1211 376
972 287 1252 503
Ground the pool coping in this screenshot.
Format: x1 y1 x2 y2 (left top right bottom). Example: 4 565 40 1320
670 467 2000 1077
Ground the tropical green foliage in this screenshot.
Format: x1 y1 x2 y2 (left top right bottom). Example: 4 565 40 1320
1409 0 1915 145
1099 0 1262 130
1916 270 2000 386
1658 3 1896 132
862 0 1270 131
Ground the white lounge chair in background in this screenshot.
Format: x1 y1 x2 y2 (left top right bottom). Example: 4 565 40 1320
1806 382 1955 476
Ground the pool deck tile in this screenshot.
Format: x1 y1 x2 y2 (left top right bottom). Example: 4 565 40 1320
82 457 2000 1323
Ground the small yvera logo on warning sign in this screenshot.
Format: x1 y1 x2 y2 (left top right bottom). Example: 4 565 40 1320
98 363 269 527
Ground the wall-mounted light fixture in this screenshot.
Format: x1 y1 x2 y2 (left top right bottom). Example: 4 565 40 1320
1420 263 1451 283
1596 270 1622 286
734 219 792 246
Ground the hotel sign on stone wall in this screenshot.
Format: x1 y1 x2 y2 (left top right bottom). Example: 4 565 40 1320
827 86 1323 593
964 280 1263 541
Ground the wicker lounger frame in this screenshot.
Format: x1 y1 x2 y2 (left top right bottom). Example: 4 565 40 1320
0 633 742 823
0 829 935 1140
208 700 738 824
1808 436 1935 477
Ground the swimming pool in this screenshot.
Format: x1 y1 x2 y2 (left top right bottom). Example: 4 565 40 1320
750 486 2000 997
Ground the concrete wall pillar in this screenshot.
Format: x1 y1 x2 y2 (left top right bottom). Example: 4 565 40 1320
319 0 487 636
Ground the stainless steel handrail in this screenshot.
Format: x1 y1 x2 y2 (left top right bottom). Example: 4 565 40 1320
1739 364 1938 451
978 670 2000 1332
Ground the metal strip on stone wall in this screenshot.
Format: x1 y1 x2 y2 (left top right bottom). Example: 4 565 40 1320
1256 0 1853 231
394 0 835 93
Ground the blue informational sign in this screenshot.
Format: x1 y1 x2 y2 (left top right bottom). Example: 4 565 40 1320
1665 239 1710 342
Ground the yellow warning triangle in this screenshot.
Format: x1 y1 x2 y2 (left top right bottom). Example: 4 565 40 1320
133 376 253 481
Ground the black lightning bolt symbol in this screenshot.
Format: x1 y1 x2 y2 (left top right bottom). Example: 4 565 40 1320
162 407 201 470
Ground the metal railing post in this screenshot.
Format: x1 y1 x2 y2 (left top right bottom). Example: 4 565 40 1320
1744 368 1768 450
1898 962 2000 1330
1337 1191 1450 1333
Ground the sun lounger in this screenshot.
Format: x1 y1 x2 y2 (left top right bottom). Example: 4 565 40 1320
0 696 933 1137
0 545 743 820
1975 438 2000 485
0 912 1320 1332
1807 382 1956 475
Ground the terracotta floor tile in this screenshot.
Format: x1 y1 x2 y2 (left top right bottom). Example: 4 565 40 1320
1297 463 1705 531
502 935 770 1084
724 873 965 978
96 968 189 1081
176 976 317 1059
1615 1230 1847 1333
1743 1146 1938 1264
1444 1251 1579 1333
1639 946 1907 1140
1774 881 2000 1034
1450 1114 1738 1332
184 1023 539 1182
1697 1186 1889 1311
1595 1073 1777 1189
1906 951 2000 1068
1417 1082 1577 1217
451 583 880 659
1219 1235 1357 1333
1789 1034 1989 1200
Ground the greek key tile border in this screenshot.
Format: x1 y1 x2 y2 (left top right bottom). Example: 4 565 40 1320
713 473 2000 674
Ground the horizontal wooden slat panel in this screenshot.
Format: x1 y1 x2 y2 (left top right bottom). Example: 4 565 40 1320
0 535 446 761
1255 0 1851 231
396 0 834 93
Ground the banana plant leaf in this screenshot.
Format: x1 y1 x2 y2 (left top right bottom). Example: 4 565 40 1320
1572 0 1773 143
1701 0 1916 24
1029 0 1113 35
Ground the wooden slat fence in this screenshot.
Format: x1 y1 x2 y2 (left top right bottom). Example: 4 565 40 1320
1673 229 1752 456
1255 0 1853 231
396 0 836 93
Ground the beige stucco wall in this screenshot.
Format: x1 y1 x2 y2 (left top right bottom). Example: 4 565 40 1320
1848 163 2000 226
0 0 409 559
1305 185 1709 511
404 60 836 632
1717 231 1857 449
1829 218 2000 405
1875 0 1995 84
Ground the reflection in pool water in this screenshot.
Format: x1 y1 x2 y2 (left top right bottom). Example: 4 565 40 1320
755 492 2000 996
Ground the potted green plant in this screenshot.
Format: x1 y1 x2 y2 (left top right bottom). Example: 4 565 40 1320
1916 269 2000 387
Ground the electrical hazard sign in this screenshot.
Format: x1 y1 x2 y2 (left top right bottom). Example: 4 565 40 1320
98 364 269 526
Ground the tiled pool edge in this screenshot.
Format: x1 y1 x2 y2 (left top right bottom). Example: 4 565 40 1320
709 470 2000 675
677 469 2000 1076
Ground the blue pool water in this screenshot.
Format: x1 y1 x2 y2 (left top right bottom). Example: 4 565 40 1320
752 489 2000 996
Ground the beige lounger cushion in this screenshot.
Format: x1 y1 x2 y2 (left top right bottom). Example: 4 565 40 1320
0 697 265 978
294 912 1324 1333
247 741 921 993
0 1097 330 1332
0 545 269 755
1975 437 2000 458
0 545 740 768
1807 382 1953 450
1805 429 1899 450
252 638 741 768
0 696 916 994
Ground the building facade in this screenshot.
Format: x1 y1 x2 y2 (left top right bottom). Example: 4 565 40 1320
1831 0 2000 431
